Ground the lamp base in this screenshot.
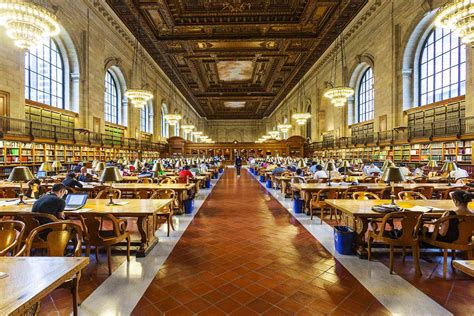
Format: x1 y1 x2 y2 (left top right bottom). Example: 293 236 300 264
16 194 26 205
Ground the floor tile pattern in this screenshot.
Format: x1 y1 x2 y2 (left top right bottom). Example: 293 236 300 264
133 170 390 315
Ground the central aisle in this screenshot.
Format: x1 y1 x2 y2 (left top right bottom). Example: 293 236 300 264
133 169 389 315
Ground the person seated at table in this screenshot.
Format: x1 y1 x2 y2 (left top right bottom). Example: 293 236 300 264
26 178 47 199
32 183 68 225
309 161 318 173
450 167 469 180
362 164 371 176
424 190 473 242
367 163 381 176
313 165 328 182
138 167 154 178
190 164 201 176
78 166 94 182
291 169 306 183
73 162 83 173
62 172 83 190
271 163 286 175
200 162 209 173
178 165 194 182
398 163 411 177
413 163 425 177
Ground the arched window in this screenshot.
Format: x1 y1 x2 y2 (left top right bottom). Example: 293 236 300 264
25 39 64 108
140 102 153 133
161 104 168 138
104 70 120 124
174 122 180 137
419 27 466 106
357 67 374 122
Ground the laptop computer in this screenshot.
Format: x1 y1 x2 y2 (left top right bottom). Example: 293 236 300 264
64 193 88 211
36 171 47 178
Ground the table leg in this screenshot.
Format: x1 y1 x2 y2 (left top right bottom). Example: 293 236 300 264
136 215 158 257
353 216 369 259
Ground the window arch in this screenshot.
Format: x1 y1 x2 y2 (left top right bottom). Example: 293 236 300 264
419 27 465 106
161 103 169 138
25 38 65 108
104 70 121 124
140 102 153 133
357 67 374 122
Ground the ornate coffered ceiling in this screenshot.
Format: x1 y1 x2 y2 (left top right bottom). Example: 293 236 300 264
106 0 367 119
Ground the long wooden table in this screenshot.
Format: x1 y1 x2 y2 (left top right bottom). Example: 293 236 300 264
453 260 474 277
325 199 458 258
0 257 89 315
0 199 172 257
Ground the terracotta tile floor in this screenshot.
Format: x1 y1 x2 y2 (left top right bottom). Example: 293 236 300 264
132 170 390 315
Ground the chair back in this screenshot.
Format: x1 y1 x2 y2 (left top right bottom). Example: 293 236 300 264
413 177 428 183
96 189 122 199
160 178 176 184
398 191 428 200
24 221 83 257
343 185 368 199
413 186 433 199
0 220 25 256
135 189 153 199
379 211 423 242
427 215 474 249
150 189 176 200
11 213 59 243
137 178 152 184
290 176 306 184
353 191 380 200
79 213 126 244
175 177 187 184
3 188 17 198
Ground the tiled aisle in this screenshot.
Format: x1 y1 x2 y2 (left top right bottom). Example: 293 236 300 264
132 169 390 315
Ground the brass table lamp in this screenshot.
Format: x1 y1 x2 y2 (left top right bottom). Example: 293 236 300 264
39 162 52 176
441 161 457 186
326 162 337 186
382 167 406 205
52 160 62 174
100 166 123 206
94 162 106 175
8 166 34 204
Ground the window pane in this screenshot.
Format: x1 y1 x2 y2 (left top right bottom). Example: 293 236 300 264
104 71 120 124
357 67 374 123
419 27 466 106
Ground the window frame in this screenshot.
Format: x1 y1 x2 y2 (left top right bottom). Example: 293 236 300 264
104 70 121 125
357 67 374 123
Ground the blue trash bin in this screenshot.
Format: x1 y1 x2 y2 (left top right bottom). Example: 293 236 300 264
219 168 224 174
205 179 211 188
213 173 218 179
266 180 272 188
334 226 354 255
184 199 194 214
259 175 265 182
249 167 254 174
293 198 304 213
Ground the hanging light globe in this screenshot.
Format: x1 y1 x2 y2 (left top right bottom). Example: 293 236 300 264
181 124 195 133
324 86 354 107
436 0 474 44
292 113 311 125
268 130 280 138
124 89 153 108
277 124 292 133
0 0 60 50
163 114 182 126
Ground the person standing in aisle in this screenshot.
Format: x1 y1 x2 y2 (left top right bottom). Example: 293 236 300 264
235 155 242 176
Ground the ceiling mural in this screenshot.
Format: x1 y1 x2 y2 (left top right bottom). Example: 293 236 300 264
106 0 367 119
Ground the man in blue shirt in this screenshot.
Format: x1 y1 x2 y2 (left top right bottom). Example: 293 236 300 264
272 164 286 175
310 161 318 173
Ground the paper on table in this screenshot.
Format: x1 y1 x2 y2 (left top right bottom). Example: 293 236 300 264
111 201 129 206
406 205 444 213
0 200 20 206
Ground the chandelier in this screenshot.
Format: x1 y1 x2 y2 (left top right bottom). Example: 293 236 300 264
324 86 354 107
261 135 271 140
292 113 311 125
268 130 279 138
181 124 195 133
164 114 182 126
436 0 474 43
126 40 153 108
324 28 354 107
191 131 203 138
278 124 292 133
0 0 60 49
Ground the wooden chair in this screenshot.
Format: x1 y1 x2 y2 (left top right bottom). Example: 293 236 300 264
3 188 17 198
95 189 122 199
0 220 25 256
342 186 368 199
310 189 339 223
175 176 188 184
160 178 176 184
441 187 468 199
421 215 474 279
362 176 378 183
377 186 404 199
10 213 59 245
21 221 83 315
290 177 306 200
412 186 434 199
137 177 152 184
352 192 380 200
413 177 428 183
368 211 423 275
398 191 428 200
79 213 130 275
135 189 152 199
150 189 177 236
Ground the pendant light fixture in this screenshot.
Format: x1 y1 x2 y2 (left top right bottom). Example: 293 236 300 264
324 3 354 107
125 40 153 108
436 0 474 44
164 79 182 126
0 0 60 50
268 130 280 139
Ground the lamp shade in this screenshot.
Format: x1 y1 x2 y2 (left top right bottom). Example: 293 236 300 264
39 162 52 172
117 158 124 165
92 160 98 168
326 162 337 172
8 166 34 182
382 167 406 183
298 159 305 168
427 160 438 168
100 166 123 183
52 161 62 169
441 161 458 172
133 159 141 170
152 162 162 172
381 160 395 172
94 162 106 172
341 160 351 168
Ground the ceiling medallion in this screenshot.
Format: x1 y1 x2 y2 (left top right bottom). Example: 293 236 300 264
0 0 60 49
436 0 474 43
222 1 251 13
